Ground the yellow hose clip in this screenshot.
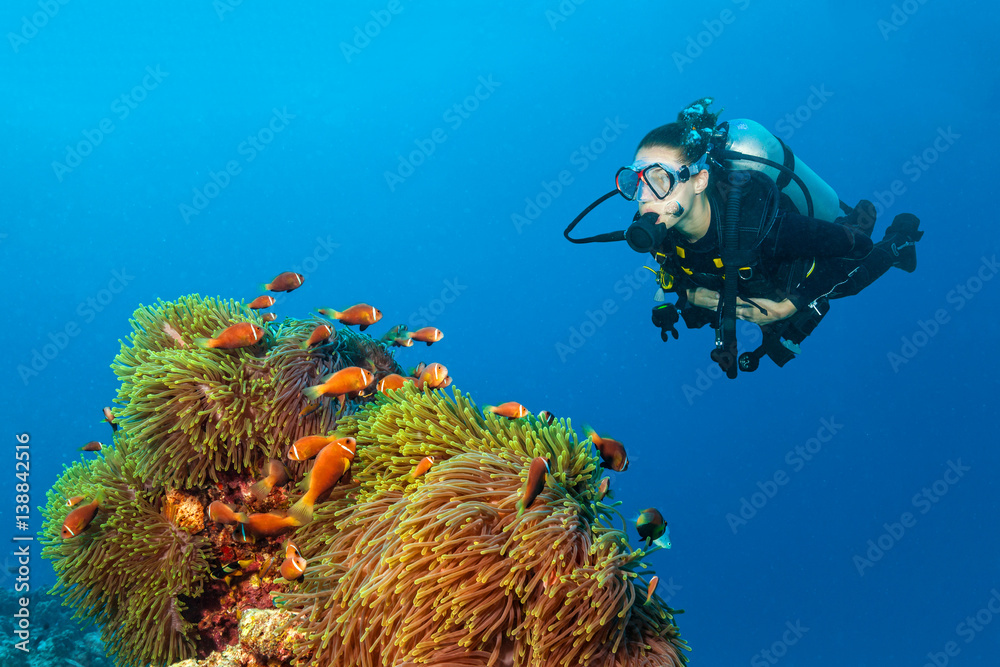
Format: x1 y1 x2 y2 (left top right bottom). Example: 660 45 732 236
643 265 674 290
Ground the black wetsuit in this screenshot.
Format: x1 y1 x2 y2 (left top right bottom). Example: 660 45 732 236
652 171 882 325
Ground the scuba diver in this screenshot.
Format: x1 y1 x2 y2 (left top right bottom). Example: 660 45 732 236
564 98 923 378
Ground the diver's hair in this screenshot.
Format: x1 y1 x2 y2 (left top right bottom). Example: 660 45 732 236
637 97 721 163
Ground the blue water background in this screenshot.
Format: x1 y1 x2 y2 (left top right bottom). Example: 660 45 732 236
3 1 999 665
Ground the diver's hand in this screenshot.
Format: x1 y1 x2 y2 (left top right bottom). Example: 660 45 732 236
736 298 797 324
686 288 797 324
686 287 720 309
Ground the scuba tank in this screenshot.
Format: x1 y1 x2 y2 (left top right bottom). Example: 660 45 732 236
716 119 843 223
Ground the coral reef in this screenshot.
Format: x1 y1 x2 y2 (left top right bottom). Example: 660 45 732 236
43 293 687 667
0 588 113 667
278 384 687 666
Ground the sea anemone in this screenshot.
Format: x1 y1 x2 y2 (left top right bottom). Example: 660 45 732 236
112 295 403 489
40 436 214 667
278 385 687 666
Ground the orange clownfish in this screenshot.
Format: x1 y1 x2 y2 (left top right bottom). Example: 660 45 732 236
261 313 277 323
517 457 550 517
250 459 291 501
537 410 555 426
392 336 413 347
415 363 449 389
488 402 528 419
66 496 85 508
208 501 249 526
410 456 434 479
303 367 375 406
260 272 304 293
317 304 382 331
301 323 334 350
645 576 659 605
102 406 118 432
407 327 444 346
61 496 101 539
280 541 307 581
376 374 411 393
597 477 614 501
288 435 354 462
288 439 356 525
240 511 301 539
194 323 264 350
248 295 276 309
585 426 629 472
80 441 103 452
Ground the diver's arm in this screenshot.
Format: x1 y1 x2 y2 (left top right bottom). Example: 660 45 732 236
764 211 873 262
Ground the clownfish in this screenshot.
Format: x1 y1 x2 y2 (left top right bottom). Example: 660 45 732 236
407 327 444 345
260 272 304 293
585 425 629 472
102 406 118 432
248 295 276 309
250 459 291 500
517 457 550 517
415 363 449 389
261 313 277 323
376 374 411 393
61 495 102 539
301 323 334 350
288 435 354 462
79 441 103 452
194 323 265 350
317 304 382 331
288 439 356 525
597 477 614 501
537 410 555 426
381 324 408 341
240 511 301 538
303 367 375 406
488 402 528 419
66 496 85 508
392 336 413 347
645 576 659 605
635 508 671 549
207 501 249 525
280 541 307 581
410 456 434 480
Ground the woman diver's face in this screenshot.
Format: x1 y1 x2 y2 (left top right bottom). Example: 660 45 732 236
632 146 708 228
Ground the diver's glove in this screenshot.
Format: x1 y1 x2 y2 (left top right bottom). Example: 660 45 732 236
652 303 680 341
835 199 877 238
